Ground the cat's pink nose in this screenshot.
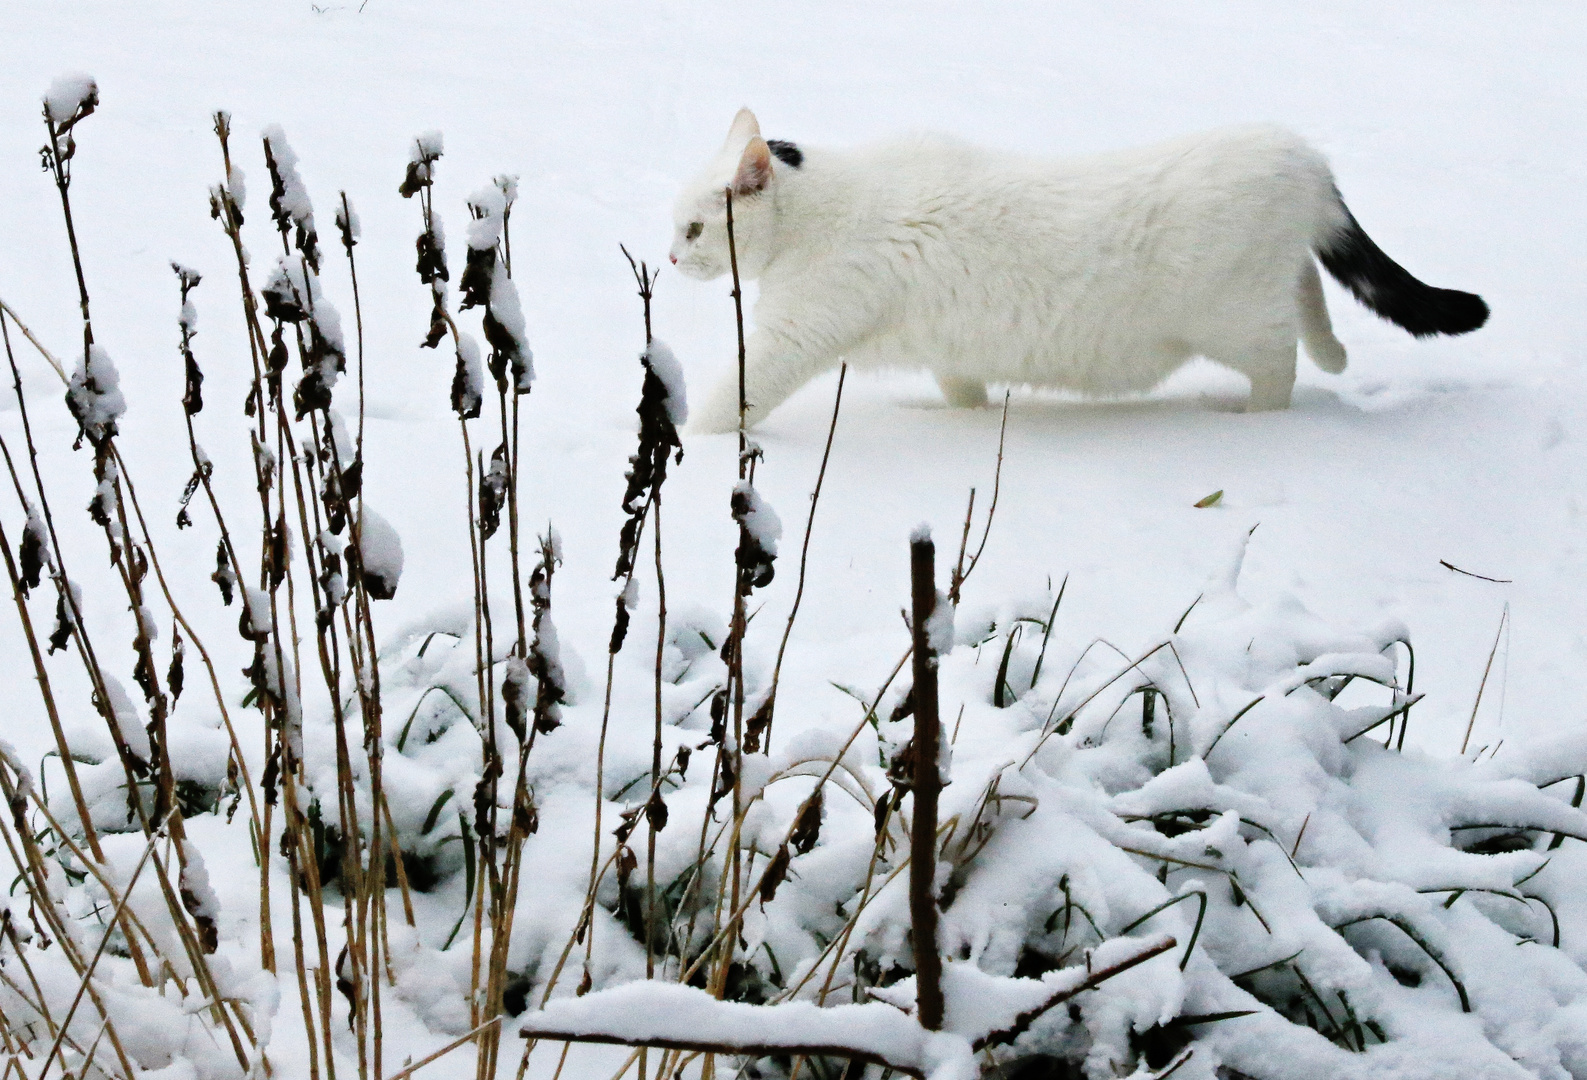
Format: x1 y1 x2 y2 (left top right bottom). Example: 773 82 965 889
669 253 677 264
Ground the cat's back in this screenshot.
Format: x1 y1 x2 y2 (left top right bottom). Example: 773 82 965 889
804 123 1334 253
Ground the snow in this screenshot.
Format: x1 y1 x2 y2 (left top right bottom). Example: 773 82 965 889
488 264 533 391
335 194 360 244
262 123 316 238
642 339 688 428
42 71 95 124
925 590 955 658
65 342 126 443
520 979 977 1080
357 505 405 599
732 478 782 556
411 129 443 162
2 4 1587 1080
466 183 506 251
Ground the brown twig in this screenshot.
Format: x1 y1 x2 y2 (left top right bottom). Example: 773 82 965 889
1461 604 1509 755
1440 560 1511 584
761 364 847 752
972 934 1178 1050
949 391 1010 604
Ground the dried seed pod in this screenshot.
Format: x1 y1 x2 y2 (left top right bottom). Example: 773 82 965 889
731 480 781 593
18 508 47 595
502 656 531 743
451 331 483 420
744 692 774 753
710 753 736 808
890 685 916 723
211 539 236 606
168 623 185 703
474 754 503 844
873 793 892 837
614 343 685 580
709 688 728 746
790 787 824 855
173 262 204 416
645 789 668 833
416 233 448 288
609 577 637 655
399 132 443 199
528 532 567 734
614 806 642 845
478 443 508 541
759 844 791 907
48 583 80 654
513 790 538 836
888 737 917 793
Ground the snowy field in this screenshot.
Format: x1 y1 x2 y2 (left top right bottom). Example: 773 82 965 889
2 3 1586 1079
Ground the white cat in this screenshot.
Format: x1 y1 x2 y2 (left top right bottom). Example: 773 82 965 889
670 109 1487 433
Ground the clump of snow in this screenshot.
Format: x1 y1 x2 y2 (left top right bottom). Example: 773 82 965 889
488 266 533 392
924 590 955 658
452 330 484 419
99 672 150 762
335 195 360 245
642 340 688 427
465 184 506 251
262 124 315 239
357 507 404 600
732 479 782 590
411 130 443 162
732 479 782 556
43 72 97 125
241 584 272 639
66 343 126 444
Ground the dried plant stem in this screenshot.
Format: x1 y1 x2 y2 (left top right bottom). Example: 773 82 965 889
761 364 846 753
0 423 104 875
0 297 66 380
1462 604 1509 755
647 493 667 979
719 187 750 1004
116 445 261 836
908 533 945 1030
41 107 257 1068
949 391 1010 604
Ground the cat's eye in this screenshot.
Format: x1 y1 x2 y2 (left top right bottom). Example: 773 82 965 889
685 221 703 241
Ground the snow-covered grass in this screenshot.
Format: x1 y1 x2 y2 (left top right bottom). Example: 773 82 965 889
2 4 1587 1080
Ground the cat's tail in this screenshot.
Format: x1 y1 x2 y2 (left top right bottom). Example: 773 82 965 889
1315 191 1489 338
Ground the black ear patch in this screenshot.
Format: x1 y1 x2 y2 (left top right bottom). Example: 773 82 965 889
766 140 803 169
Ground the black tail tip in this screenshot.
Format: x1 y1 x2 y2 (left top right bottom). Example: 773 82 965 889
1410 288 1489 338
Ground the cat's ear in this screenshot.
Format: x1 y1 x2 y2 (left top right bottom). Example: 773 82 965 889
731 136 774 195
723 107 761 150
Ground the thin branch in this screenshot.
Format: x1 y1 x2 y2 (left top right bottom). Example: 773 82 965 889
1461 604 1509 755
761 364 847 751
950 391 1010 603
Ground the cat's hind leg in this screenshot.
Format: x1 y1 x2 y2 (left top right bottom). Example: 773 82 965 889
936 376 988 409
1239 343 1298 412
1298 259 1348 374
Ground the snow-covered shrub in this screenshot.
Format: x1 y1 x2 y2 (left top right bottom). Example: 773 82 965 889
503 535 1587 1080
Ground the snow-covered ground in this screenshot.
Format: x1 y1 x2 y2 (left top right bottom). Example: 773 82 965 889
2 2 1586 1078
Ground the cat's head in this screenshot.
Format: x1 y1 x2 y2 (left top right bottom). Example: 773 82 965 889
670 108 778 281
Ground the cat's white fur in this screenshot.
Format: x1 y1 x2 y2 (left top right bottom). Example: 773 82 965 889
670 109 1354 432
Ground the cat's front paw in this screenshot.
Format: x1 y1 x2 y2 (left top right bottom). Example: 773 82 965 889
688 379 755 434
